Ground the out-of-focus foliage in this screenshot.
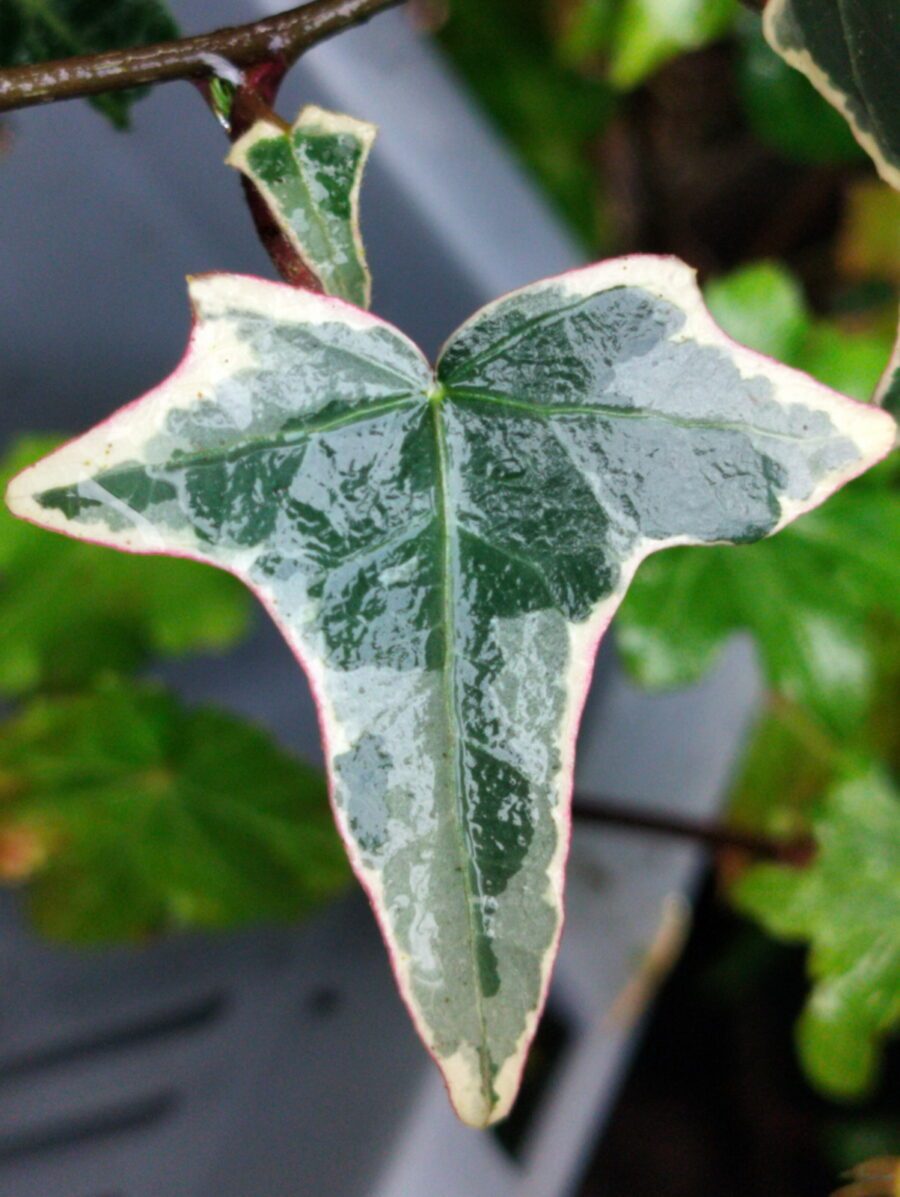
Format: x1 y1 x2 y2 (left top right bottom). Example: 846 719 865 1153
438 0 615 245
557 0 736 90
0 437 250 696
617 262 899 734
735 17 866 167
831 1155 900 1197
0 679 348 941
837 182 900 287
0 0 178 128
762 0 900 190
734 769 900 1099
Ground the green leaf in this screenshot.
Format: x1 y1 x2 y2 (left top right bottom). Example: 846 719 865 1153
0 0 178 129
605 0 737 90
5 259 893 1126
437 0 614 247
705 261 811 362
763 0 900 189
736 17 866 166
0 436 250 695
227 106 377 309
733 768 900 1098
0 678 348 941
617 480 900 731
558 0 737 89
619 263 899 730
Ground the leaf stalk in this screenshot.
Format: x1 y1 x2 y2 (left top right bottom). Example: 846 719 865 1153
572 795 813 865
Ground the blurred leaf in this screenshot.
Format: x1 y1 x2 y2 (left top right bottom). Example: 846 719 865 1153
735 18 866 166
837 182 900 287
606 0 737 91
876 322 900 417
762 0 900 190
729 696 838 840
558 0 737 88
831 1156 900 1197
0 437 251 695
800 323 897 401
618 476 900 732
706 260 811 361
733 768 900 1099
437 0 614 245
0 679 349 941
0 0 178 129
618 262 898 731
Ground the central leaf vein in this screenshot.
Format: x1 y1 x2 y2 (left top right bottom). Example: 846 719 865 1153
430 397 493 1097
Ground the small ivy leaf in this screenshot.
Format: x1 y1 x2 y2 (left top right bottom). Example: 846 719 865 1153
763 0 900 190
733 768 900 1099
227 106 377 308
0 436 250 695
0 0 178 129
0 678 349 941
5 258 894 1127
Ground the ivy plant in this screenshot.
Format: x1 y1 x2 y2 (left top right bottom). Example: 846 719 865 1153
6 229 895 1122
1 0 898 1134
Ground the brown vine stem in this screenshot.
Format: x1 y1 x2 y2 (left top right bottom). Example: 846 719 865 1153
572 796 813 866
0 0 404 115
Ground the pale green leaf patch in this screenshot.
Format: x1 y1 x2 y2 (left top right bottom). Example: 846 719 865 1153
734 768 900 1098
227 106 377 308
764 0 900 190
5 258 895 1127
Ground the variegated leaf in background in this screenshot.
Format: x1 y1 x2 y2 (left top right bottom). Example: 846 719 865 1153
5 257 895 1126
876 318 900 417
227 106 376 308
764 0 900 190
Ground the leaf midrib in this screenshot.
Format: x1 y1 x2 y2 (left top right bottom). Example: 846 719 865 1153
430 393 494 1107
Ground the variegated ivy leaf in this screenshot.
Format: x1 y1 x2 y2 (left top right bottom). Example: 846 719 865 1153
763 0 900 190
876 319 900 417
227 107 376 308
5 258 895 1127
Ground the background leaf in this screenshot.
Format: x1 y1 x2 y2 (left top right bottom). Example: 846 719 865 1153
558 0 737 90
0 437 251 695
0 678 349 941
733 769 900 1099
0 0 178 128
735 17 866 167
763 0 900 190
